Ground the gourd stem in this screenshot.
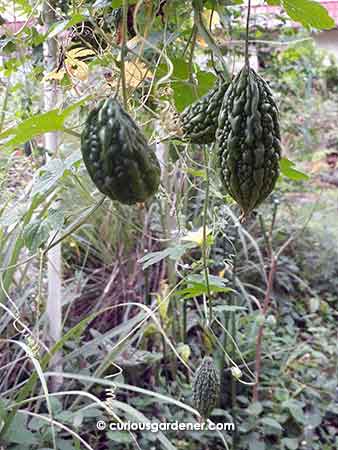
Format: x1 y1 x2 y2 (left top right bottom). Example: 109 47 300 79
188 25 198 86
193 2 229 77
244 0 251 67
120 0 128 109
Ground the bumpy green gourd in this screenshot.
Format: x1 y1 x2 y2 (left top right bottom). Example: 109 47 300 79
180 80 230 144
192 356 220 419
216 65 281 217
81 98 161 204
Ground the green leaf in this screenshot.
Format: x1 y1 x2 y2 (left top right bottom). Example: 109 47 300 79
282 0 335 29
260 416 283 433
47 206 65 231
280 158 310 180
246 401 263 416
212 305 246 313
176 274 232 300
0 98 88 151
172 70 217 112
4 413 38 445
282 399 306 424
96 0 137 8
0 205 26 227
31 151 81 198
282 438 299 450
156 57 189 81
172 57 190 79
305 410 322 428
56 439 79 450
186 274 228 288
0 399 6 421
159 58 217 111
204 0 217 8
138 244 193 270
176 284 232 300
173 81 197 111
266 0 280 4
186 168 206 178
31 159 66 197
139 248 174 269
196 70 217 94
23 221 50 252
48 15 86 38
249 437 266 450
107 431 134 443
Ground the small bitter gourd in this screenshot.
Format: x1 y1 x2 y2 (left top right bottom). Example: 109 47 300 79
180 80 230 144
192 356 220 419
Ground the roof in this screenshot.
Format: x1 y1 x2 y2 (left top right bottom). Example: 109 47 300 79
251 1 338 26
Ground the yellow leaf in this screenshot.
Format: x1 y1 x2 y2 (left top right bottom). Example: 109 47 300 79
202 331 214 353
181 226 212 247
157 281 170 322
177 343 191 362
67 47 96 59
43 69 66 81
203 10 220 27
231 366 242 379
218 269 225 278
143 323 159 337
66 59 89 81
196 35 208 48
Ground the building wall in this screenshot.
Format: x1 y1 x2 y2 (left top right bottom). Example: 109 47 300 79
313 29 338 59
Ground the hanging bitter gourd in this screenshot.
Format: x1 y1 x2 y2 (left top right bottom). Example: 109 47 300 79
180 79 230 144
81 98 161 204
192 356 220 419
216 65 281 217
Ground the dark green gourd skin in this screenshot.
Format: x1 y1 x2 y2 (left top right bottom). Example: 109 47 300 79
192 356 220 419
180 80 230 144
216 66 281 216
81 98 161 204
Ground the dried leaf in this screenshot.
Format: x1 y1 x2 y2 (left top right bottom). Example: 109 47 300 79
124 61 152 88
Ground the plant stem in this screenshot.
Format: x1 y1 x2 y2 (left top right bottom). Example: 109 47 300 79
193 1 229 76
120 0 128 109
253 200 313 401
220 309 228 406
258 213 270 255
202 146 212 324
183 298 187 343
0 78 11 133
188 25 197 83
269 200 279 248
63 127 81 139
230 250 238 449
44 197 105 254
253 254 276 401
